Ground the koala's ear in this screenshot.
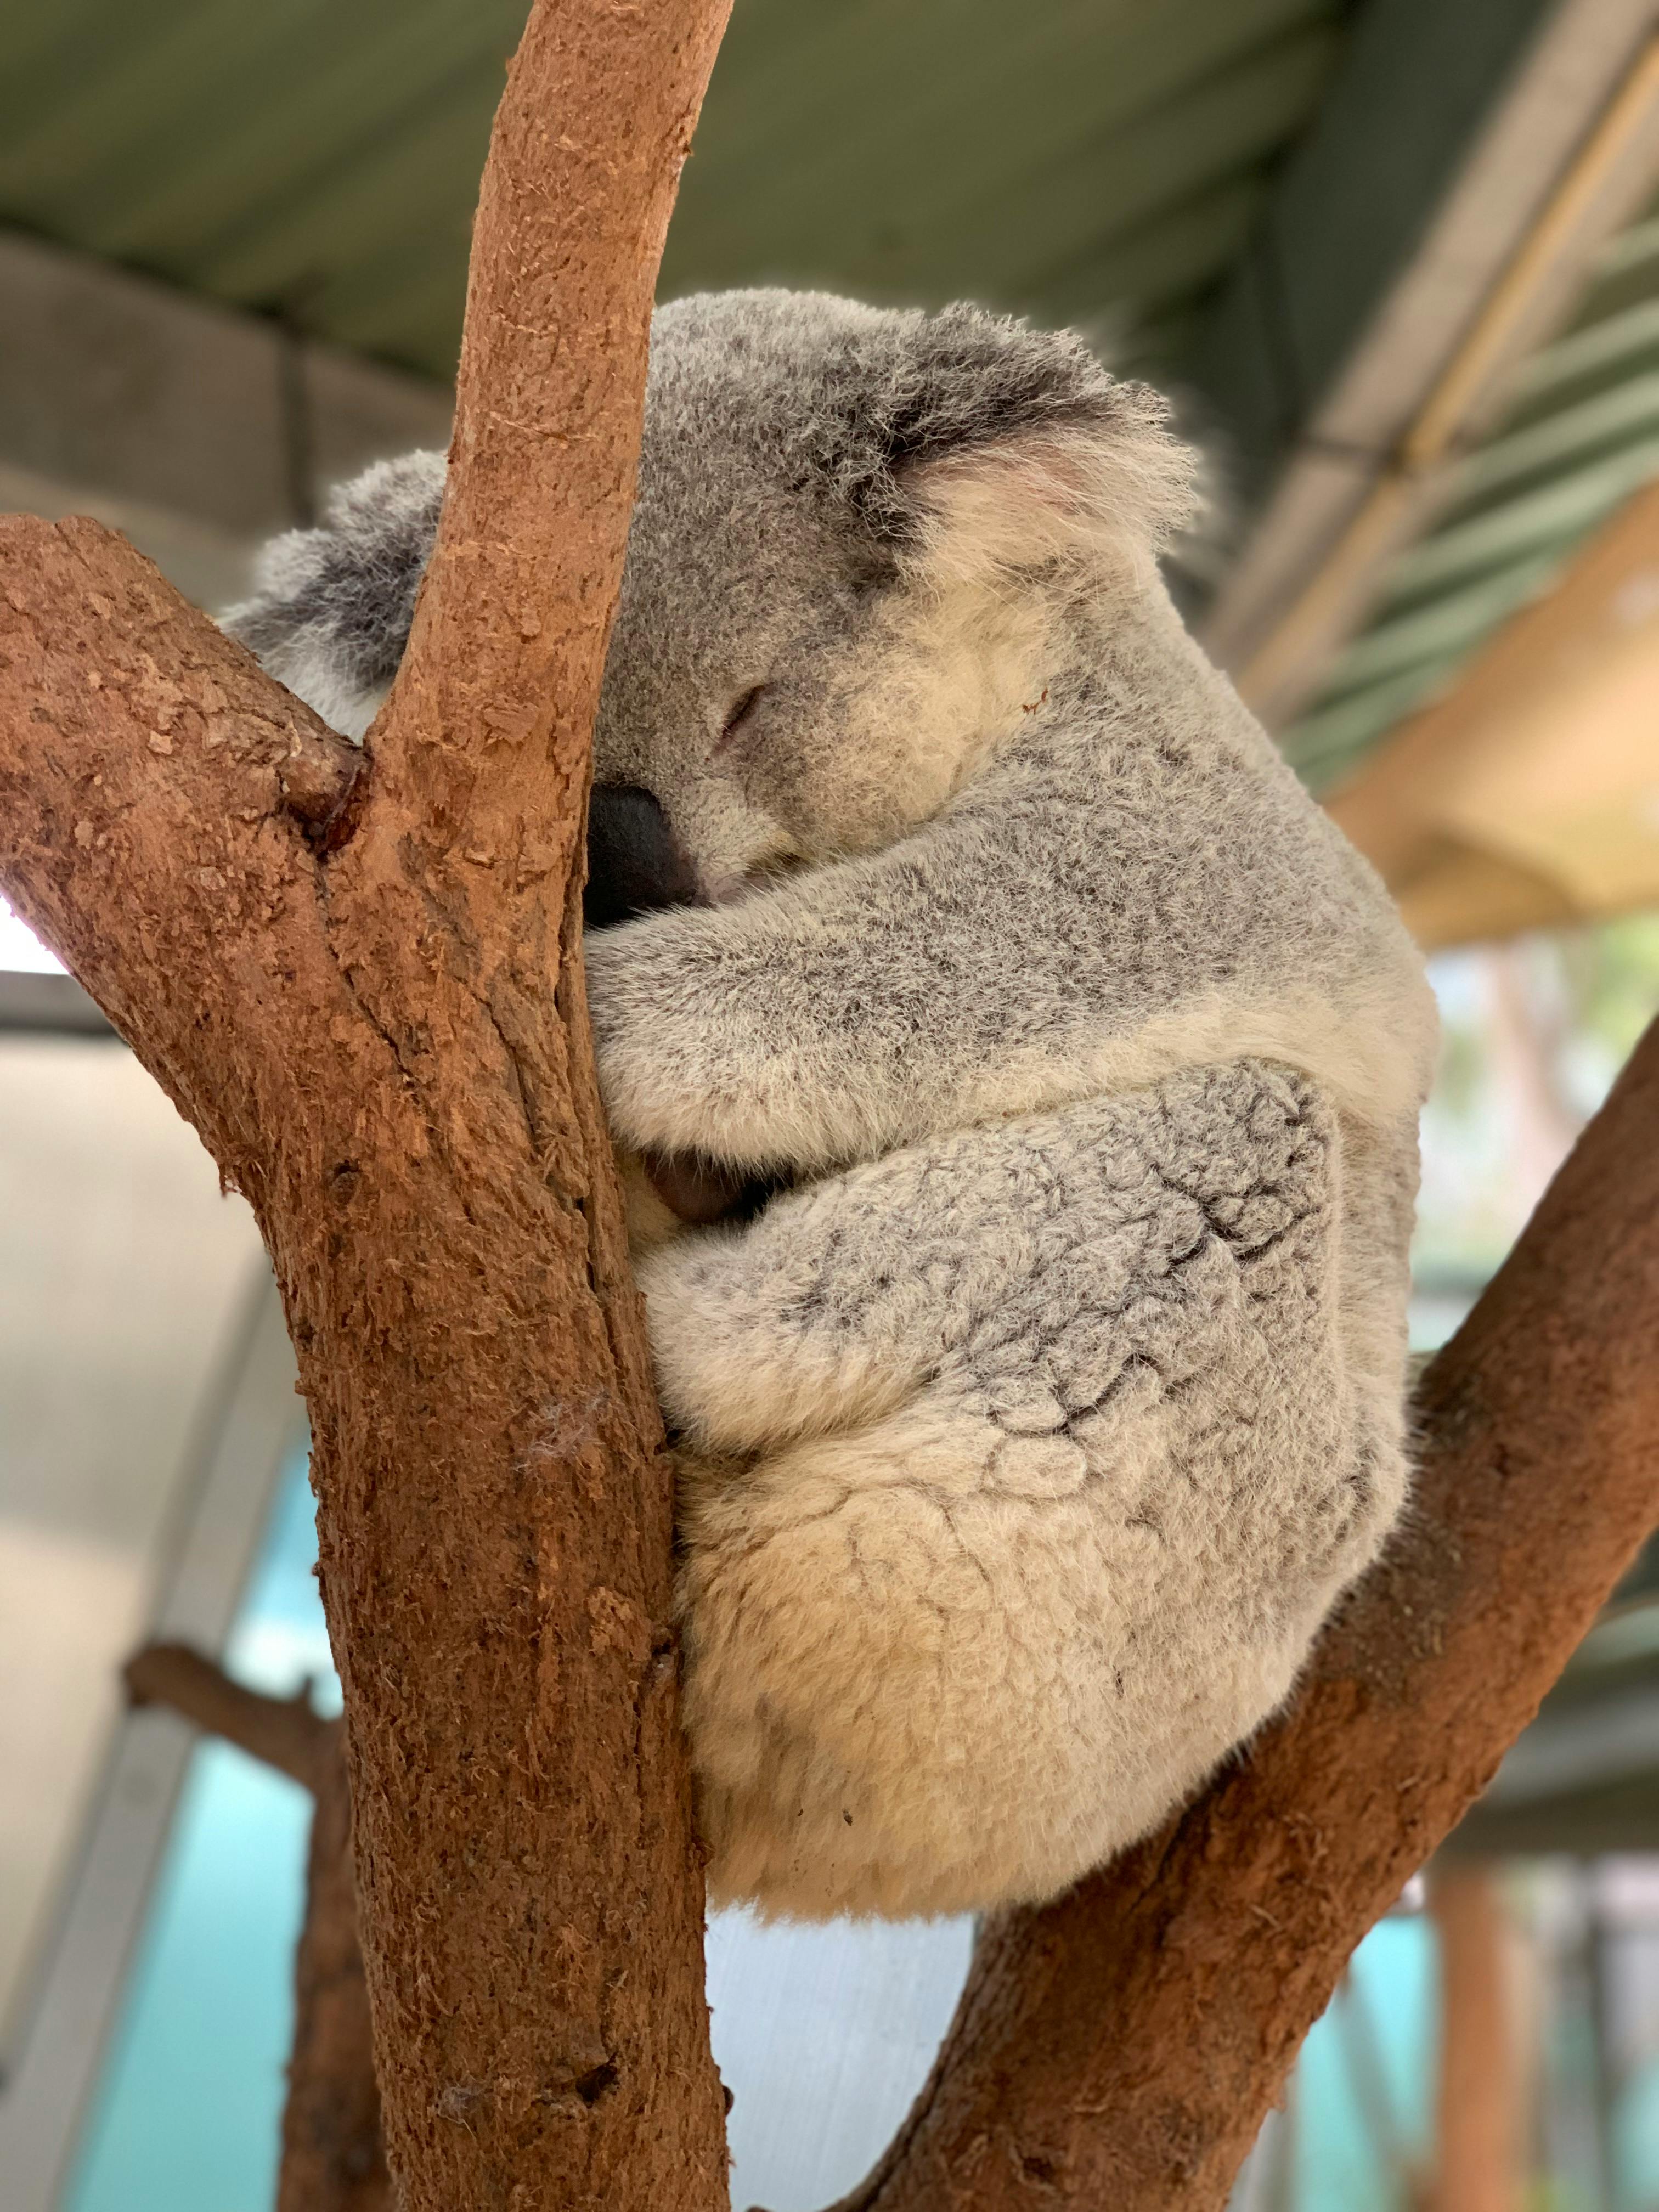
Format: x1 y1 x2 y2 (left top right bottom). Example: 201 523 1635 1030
221 450 445 740
817 306 1198 583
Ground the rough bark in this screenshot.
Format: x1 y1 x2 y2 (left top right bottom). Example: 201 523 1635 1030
1426 1865 1520 2212
0 2 732 2205
820 1017 1659 2212
125 1644 389 2210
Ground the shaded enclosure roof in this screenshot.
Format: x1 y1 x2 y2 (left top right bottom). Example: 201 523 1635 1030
2 0 1657 944
0 0 1346 386
1288 194 1659 789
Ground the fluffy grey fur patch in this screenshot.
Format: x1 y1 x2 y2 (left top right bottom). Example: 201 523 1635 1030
672 292 1195 547
658 1062 1391 1916
223 450 444 740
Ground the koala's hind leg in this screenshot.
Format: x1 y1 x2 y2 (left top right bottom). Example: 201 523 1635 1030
670 1064 1410 1921
676 1360 1335 1922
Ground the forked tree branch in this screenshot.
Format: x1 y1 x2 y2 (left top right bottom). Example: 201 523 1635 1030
817 1018 1659 2212
0 3 732 2205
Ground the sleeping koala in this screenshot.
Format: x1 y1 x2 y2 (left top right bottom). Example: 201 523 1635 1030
227 290 1437 1921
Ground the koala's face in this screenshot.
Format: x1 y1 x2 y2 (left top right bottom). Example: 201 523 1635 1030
593 459 900 899
588 292 1192 905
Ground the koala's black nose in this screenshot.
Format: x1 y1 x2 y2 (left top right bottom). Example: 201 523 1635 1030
584 785 701 929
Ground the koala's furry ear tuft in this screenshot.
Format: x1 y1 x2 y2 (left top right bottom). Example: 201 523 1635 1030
811 303 1198 580
221 450 446 740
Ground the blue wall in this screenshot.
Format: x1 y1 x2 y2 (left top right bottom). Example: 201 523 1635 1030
65 1455 331 2212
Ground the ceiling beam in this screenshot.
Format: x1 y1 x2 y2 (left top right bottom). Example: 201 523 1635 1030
1187 0 1659 722
1325 473 1659 947
0 226 451 607
0 972 115 1038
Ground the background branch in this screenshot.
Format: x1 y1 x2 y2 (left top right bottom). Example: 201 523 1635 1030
820 1017 1659 2212
123 1643 388 2212
278 1736 390 2212
1425 1863 1521 2212
124 1640 334 1791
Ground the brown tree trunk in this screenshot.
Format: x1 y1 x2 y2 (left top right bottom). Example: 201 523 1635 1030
125 1645 389 2210
820 1016 1659 2212
1427 1864 1521 2212
0 2 732 2205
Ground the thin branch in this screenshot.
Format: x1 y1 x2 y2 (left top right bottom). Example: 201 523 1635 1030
122 1641 388 2208
126 1623 752 2209
278 1736 392 2212
1426 1865 1521 2212
818 1017 1659 2212
124 1640 334 1792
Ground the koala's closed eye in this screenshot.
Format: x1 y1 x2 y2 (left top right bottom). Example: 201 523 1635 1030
714 684 766 758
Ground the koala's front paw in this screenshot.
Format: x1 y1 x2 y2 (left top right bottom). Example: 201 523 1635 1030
586 905 843 1171
642 1151 774 1225
617 1146 764 1256
585 919 730 1158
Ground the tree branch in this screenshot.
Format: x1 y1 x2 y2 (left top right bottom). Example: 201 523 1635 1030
122 1642 390 2211
279 1736 392 2212
0 3 733 2205
819 1017 1659 2212
1425 1864 1520 2212
124 1640 334 1792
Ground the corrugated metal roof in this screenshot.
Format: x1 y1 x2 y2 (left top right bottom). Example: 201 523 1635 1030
1284 194 1659 789
0 0 1347 385
12 0 1655 830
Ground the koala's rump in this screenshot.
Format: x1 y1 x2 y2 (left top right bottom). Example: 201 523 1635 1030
672 1063 1407 1921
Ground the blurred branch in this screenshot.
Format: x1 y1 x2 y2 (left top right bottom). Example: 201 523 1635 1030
278 1733 391 2212
122 1639 388 2211
123 1640 333 1792
1427 1865 1520 2212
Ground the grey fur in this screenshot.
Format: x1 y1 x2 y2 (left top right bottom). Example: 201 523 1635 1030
224 450 443 741
226 290 1436 1920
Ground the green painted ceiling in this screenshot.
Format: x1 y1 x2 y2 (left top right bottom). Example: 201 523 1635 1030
9 0 1659 806
0 0 1347 386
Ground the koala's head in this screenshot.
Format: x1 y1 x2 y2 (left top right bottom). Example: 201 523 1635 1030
596 291 1196 900
225 290 1195 911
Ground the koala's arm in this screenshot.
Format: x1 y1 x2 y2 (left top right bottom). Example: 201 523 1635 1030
585 751 1431 1176
640 1062 1358 1471
585 837 1000 1173
636 1131 1036 1452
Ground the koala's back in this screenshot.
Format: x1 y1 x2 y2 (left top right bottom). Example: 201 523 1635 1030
653 1058 1398 1918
